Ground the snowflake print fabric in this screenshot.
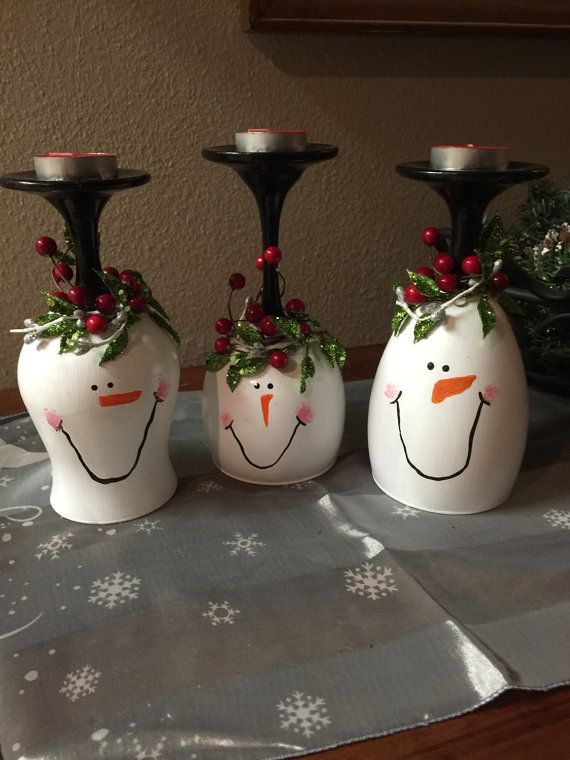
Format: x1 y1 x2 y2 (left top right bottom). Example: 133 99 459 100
0 382 569 760
88 571 140 609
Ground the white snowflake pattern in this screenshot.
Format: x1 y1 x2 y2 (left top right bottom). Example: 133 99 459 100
196 480 222 494
344 561 398 600
36 531 73 560
0 475 15 487
136 518 162 534
59 664 101 701
283 480 316 491
543 509 570 530
277 690 331 737
133 736 167 759
88 571 140 609
392 505 420 519
223 532 265 557
202 601 240 625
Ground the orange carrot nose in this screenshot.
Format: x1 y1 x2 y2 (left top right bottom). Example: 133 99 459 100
260 393 273 427
432 375 476 404
99 390 142 407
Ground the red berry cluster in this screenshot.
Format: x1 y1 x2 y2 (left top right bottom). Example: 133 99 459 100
212 269 309 370
35 235 149 335
403 227 510 305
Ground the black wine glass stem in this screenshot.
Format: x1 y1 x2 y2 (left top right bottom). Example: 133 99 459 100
45 192 111 298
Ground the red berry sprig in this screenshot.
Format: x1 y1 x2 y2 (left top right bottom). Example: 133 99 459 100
263 246 282 265
269 349 288 369
433 253 454 274
461 255 482 275
404 284 426 305
436 273 458 293
422 227 440 247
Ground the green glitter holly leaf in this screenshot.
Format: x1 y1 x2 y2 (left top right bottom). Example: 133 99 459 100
332 337 347 369
43 292 75 316
40 320 75 338
274 316 303 342
131 270 152 300
407 270 440 298
477 294 496 337
413 319 437 342
226 356 266 392
147 310 180 345
99 327 129 365
477 215 507 279
58 328 85 355
300 352 315 394
319 334 336 367
96 270 129 303
392 305 409 336
205 351 231 372
55 251 75 266
234 322 262 346
147 296 169 320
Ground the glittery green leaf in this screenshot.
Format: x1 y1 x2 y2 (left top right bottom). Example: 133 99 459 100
226 365 242 392
413 319 437 342
319 335 336 367
43 292 75 315
99 328 129 365
332 337 347 369
274 316 302 341
96 270 127 302
41 320 75 338
300 352 315 394
147 310 180 345
391 305 409 336
148 297 169 320
226 356 266 392
407 270 440 298
205 351 231 372
477 295 496 337
55 251 75 266
58 329 84 354
131 270 152 300
477 215 506 279
63 226 75 253
234 322 261 346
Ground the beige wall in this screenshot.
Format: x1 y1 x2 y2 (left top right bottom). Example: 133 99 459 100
0 0 568 389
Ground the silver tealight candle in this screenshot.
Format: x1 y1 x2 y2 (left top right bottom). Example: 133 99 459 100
430 144 509 171
34 152 118 180
235 129 307 153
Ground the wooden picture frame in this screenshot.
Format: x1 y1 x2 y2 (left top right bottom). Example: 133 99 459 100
244 0 570 35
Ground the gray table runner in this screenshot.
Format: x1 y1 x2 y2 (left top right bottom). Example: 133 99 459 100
0 381 569 760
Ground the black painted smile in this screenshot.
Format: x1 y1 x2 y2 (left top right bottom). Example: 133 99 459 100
225 415 307 470
390 390 490 481
57 393 163 484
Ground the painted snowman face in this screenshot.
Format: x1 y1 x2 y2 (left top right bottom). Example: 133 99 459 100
18 316 179 523
368 301 528 514
203 347 345 485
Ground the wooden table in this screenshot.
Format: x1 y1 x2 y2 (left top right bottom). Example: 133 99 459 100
1 344 567 759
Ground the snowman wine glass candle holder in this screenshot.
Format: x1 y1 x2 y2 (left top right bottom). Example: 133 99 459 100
368 147 549 514
1 155 180 524
201 133 346 485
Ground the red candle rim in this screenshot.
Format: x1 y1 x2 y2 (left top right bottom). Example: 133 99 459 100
432 144 508 150
35 152 116 158
246 129 306 134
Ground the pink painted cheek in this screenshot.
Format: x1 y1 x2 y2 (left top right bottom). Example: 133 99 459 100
384 383 400 401
221 412 234 428
156 376 170 401
44 408 62 430
297 404 314 424
483 384 500 403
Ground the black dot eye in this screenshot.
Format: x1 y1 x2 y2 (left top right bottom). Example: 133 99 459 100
267 383 274 389
442 365 450 372
107 382 114 388
253 382 260 389
91 384 98 391
427 362 434 370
